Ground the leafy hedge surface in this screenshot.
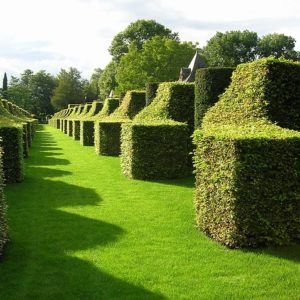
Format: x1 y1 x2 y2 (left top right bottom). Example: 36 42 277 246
121 82 194 179
0 146 7 256
95 92 145 156
146 82 159 106
72 103 93 140
0 125 24 183
194 58 300 248
122 122 189 179
194 67 234 128
80 101 103 146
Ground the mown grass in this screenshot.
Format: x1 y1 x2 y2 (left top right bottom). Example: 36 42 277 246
0 125 299 299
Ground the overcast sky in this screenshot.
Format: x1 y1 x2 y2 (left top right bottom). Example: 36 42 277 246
0 0 299 80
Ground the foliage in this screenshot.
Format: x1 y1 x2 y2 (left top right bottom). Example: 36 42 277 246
7 70 57 115
194 67 234 128
116 37 196 92
98 61 118 100
109 19 179 60
146 82 159 106
194 58 300 248
95 91 145 156
202 30 258 67
257 33 300 59
121 82 194 179
51 67 85 110
0 145 7 256
83 68 103 101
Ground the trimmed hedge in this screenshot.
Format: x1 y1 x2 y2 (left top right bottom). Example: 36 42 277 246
0 145 7 256
194 67 234 128
80 101 103 146
95 92 145 156
72 103 93 140
194 58 300 248
145 82 159 106
0 124 24 183
121 82 194 179
121 122 189 179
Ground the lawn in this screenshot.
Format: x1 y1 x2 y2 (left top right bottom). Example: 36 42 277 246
0 125 299 299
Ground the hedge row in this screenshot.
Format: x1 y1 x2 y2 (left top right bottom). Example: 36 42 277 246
194 58 300 248
95 92 145 156
194 67 234 128
121 82 194 179
0 145 7 256
80 101 103 146
145 82 159 106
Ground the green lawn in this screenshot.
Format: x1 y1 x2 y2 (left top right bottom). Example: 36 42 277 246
0 125 299 299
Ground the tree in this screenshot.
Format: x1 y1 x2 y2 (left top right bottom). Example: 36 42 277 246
51 68 85 110
109 19 179 60
202 30 258 67
30 71 57 115
98 61 118 100
2 73 8 99
7 76 31 108
257 33 299 59
116 36 196 92
83 68 103 101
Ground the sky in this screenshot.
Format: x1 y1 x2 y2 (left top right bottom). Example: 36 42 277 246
0 0 300 80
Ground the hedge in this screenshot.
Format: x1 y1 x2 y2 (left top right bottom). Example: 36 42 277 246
0 145 7 256
194 58 300 248
80 101 103 146
95 92 145 156
72 103 93 140
1 100 31 158
194 67 234 128
121 82 194 179
0 123 24 183
145 82 159 106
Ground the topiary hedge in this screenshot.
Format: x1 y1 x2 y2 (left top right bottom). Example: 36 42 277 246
145 82 159 106
79 101 103 146
194 58 300 248
194 67 234 128
0 122 24 183
95 92 145 156
0 145 7 256
72 103 93 140
121 82 195 179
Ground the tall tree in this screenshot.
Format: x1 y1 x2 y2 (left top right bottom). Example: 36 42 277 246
116 36 196 92
51 68 85 110
83 68 103 101
109 19 179 60
98 61 117 100
30 71 57 115
257 33 299 59
2 73 8 92
202 30 258 67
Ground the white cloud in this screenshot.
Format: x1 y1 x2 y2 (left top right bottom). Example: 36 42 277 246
0 0 299 80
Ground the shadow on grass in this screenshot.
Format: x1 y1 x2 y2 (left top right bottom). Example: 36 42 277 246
0 129 165 299
243 245 300 263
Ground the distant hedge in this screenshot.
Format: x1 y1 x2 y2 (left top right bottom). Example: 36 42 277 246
0 145 7 256
194 67 234 128
95 92 145 156
80 101 103 146
72 103 93 140
194 58 300 248
121 82 194 179
145 82 159 106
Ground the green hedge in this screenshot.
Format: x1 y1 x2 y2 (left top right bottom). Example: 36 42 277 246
121 82 194 179
194 58 300 248
0 124 24 183
145 82 159 106
194 67 234 128
95 92 145 156
121 122 189 179
71 103 93 140
0 145 7 256
80 101 103 146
